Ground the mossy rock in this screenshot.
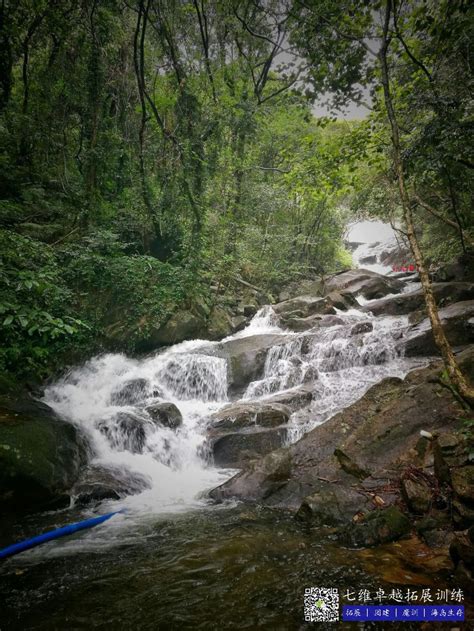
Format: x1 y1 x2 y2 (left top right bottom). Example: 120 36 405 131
0 398 87 512
341 506 412 548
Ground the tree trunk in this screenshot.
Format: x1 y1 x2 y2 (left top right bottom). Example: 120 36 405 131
379 1 474 405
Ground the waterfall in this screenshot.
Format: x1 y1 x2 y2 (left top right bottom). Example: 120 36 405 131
42 222 425 516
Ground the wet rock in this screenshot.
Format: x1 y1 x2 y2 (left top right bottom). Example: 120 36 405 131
450 531 474 568
259 386 314 412
231 315 248 333
296 487 371 526
210 402 290 431
216 334 287 389
341 507 412 547
334 448 370 480
210 352 469 511
243 304 258 317
324 269 403 300
206 307 234 340
351 321 373 336
433 432 470 484
359 254 377 265
453 498 474 530
451 466 474 504
284 313 345 332
210 449 292 501
211 427 288 468
432 253 474 283
72 465 151 507
274 292 356 328
146 402 183 430
97 412 150 453
147 310 206 346
278 278 324 302
363 282 474 317
110 378 156 405
0 397 87 512
404 300 474 356
401 476 433 514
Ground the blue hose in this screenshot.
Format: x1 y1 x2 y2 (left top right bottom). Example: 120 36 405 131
0 510 123 560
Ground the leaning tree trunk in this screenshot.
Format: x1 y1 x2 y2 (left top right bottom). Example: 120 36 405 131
379 1 474 405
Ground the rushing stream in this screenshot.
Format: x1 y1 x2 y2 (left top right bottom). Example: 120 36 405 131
1 222 455 629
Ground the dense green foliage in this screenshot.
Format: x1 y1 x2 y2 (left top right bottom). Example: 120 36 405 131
0 1 355 379
0 0 472 381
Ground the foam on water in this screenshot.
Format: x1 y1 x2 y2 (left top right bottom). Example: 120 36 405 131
40 221 424 531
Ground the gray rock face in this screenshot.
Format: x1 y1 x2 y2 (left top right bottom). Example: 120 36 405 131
110 378 161 405
210 348 473 520
351 321 373 336
147 310 206 346
278 278 324 303
211 427 288 468
145 402 183 430
0 398 87 512
215 334 288 389
401 476 433 514
324 269 404 300
404 300 474 356
72 465 150 507
97 412 149 453
206 307 234 340
283 313 345 332
258 386 314 412
340 506 412 547
431 253 474 283
209 401 291 468
363 282 474 317
273 292 356 331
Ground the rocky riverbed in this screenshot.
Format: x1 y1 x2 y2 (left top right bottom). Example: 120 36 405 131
1 253 474 628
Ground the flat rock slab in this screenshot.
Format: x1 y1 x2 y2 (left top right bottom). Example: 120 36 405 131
210 401 291 431
404 300 474 356
324 268 404 300
363 282 474 317
211 427 288 468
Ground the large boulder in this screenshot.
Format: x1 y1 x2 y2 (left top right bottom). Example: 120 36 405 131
0 397 87 512
211 427 288 468
110 378 162 405
432 253 474 283
282 313 345 333
72 465 151 507
278 278 324 303
206 307 234 340
214 334 288 390
341 506 412 547
324 269 403 300
209 401 291 468
210 349 473 518
97 411 150 453
258 386 314 412
363 282 474 317
145 402 183 430
146 310 206 347
404 300 474 356
273 292 356 330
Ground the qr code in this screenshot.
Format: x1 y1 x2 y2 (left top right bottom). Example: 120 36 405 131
304 587 339 622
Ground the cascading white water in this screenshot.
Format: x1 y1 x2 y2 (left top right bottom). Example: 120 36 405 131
243 308 425 443
43 339 232 514
348 220 401 275
42 222 427 520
